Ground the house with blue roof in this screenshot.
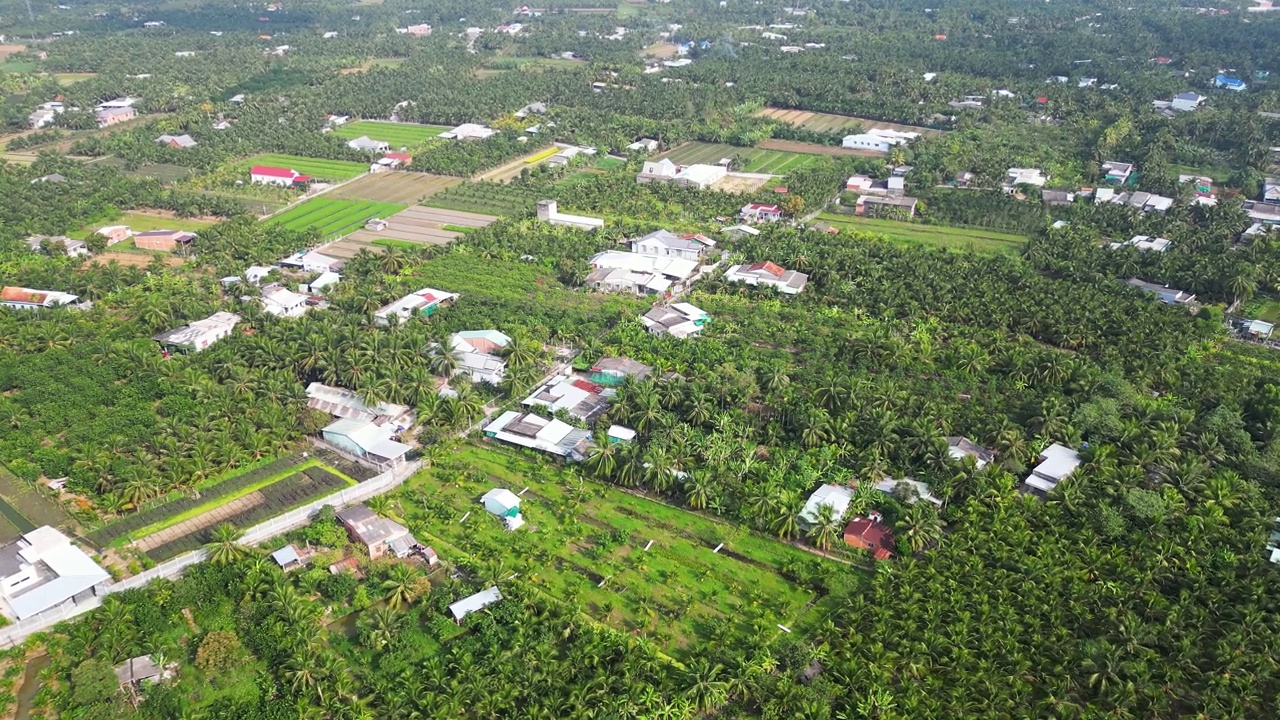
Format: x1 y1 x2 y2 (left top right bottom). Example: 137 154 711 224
1213 74 1247 91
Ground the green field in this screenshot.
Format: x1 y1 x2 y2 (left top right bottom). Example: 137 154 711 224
400 444 849 658
423 181 544 216
234 153 369 182
660 142 817 174
269 197 405 238
818 213 1029 256
86 456 362 548
0 464 74 543
71 212 215 240
332 120 451 147
1241 294 1280 324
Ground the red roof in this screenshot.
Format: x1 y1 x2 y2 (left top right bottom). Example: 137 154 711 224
1035 96 1048 103
773 186 789 194
844 516 894 559
934 34 947 40
746 203 781 213
251 165 309 182
384 152 412 163
746 261 786 277
571 378 605 394
0 287 46 304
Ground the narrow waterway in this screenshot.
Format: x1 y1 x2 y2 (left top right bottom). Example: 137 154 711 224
14 654 50 720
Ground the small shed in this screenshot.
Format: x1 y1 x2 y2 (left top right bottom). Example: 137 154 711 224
481 488 525 530
607 425 637 443
448 586 503 622
271 544 301 569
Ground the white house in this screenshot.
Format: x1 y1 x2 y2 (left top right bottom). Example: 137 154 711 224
841 128 920 153
741 203 784 222
946 436 993 468
586 252 699 295
523 374 610 420
260 284 311 317
306 382 415 427
439 123 496 140
448 586 503 622
25 235 88 258
152 312 240 353
481 488 524 530
1023 443 1082 493
1263 178 1280 204
346 135 390 153
1006 168 1048 188
639 302 710 339
723 261 808 294
631 229 713 261
628 138 659 153
0 286 79 311
637 159 679 183
799 484 854 527
1171 92 1206 112
251 165 309 187
374 287 458 324
1110 235 1171 252
483 411 593 460
673 164 727 189
450 330 512 385
875 478 943 507
0 527 111 621
321 418 411 467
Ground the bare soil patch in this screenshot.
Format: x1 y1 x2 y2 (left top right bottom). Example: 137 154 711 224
94 252 184 268
758 139 884 157
0 44 28 59
712 174 769 193
642 42 679 59
333 171 460 204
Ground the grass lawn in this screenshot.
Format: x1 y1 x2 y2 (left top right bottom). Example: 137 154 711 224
1241 294 1280 324
331 120 451 147
818 213 1028 256
0 60 38 72
369 58 405 69
232 153 368 182
594 156 626 170
400 443 847 658
659 142 817 174
269 197 405 238
70 212 215 240
54 72 96 84
1169 163 1234 184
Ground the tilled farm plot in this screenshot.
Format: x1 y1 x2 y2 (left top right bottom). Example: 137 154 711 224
343 205 498 249
333 171 460 204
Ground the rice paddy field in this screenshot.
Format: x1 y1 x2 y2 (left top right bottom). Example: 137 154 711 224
269 197 405 238
657 142 817 174
401 444 850 659
233 154 369 182
332 171 460 204
331 120 452 147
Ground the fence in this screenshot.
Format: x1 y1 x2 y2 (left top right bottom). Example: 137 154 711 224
0 460 420 647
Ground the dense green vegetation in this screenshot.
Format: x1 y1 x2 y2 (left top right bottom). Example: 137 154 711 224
0 0 1279 718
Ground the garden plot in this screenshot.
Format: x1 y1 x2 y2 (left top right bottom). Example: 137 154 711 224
0 464 74 542
657 142 817 175
232 154 368 182
86 456 354 548
343 205 498 250
755 107 945 138
331 120 452 147
333 171 460 204
401 444 843 659
268 197 405 239
424 181 544 215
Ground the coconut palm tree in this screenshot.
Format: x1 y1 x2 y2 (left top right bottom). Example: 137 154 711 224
205 523 248 565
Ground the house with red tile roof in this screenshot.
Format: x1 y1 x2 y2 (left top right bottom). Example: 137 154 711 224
844 514 894 560
740 203 783 222
723 261 809 294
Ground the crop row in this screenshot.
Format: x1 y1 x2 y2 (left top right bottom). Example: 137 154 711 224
333 121 450 146
143 469 351 561
425 183 542 216
86 456 308 546
236 154 368 181
270 198 404 238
